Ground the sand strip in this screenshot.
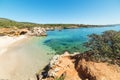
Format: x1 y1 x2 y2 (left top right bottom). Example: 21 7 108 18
0 35 27 55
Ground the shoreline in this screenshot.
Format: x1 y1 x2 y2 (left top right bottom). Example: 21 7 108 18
0 35 54 80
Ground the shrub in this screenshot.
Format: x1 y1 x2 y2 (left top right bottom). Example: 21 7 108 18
84 30 120 65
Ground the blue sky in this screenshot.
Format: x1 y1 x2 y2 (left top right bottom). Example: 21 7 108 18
0 0 120 24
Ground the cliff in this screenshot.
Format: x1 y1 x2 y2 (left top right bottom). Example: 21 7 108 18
37 52 120 80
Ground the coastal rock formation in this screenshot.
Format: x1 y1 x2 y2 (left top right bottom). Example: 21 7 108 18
37 52 120 80
0 27 47 37
45 27 54 31
0 28 29 36
30 27 47 36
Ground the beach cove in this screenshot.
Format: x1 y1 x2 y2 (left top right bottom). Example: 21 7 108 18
0 25 120 80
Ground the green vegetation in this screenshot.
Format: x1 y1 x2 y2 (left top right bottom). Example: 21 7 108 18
55 76 65 80
0 18 40 29
84 30 120 66
0 18 116 29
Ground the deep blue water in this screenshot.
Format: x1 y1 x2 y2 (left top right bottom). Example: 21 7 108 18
43 26 120 54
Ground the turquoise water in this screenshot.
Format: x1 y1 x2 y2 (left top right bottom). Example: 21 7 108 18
43 25 120 54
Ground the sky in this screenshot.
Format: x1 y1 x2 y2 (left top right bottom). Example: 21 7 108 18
0 0 120 24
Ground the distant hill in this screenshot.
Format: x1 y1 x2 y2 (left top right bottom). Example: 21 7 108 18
0 18 41 28
0 18 119 29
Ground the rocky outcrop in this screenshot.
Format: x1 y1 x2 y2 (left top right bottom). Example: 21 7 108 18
37 52 120 80
0 27 47 37
45 27 54 31
30 27 47 36
0 28 29 36
76 59 120 80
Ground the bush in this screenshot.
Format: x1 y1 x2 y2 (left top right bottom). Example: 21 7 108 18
84 30 120 65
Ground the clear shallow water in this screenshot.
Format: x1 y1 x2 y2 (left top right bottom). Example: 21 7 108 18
43 25 120 54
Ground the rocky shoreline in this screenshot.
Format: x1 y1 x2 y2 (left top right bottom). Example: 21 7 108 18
0 26 78 37
37 52 120 80
0 27 48 37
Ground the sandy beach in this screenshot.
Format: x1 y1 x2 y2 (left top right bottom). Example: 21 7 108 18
0 35 27 55
0 35 28 80
0 36 53 80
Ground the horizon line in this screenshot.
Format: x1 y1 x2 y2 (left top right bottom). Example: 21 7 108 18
1 17 120 26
